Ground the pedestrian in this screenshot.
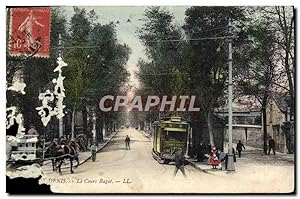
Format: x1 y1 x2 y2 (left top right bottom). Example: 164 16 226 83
268 136 276 155
209 146 220 169
125 135 130 150
197 142 205 162
236 140 246 158
218 149 226 170
173 149 187 178
27 125 39 136
91 142 97 162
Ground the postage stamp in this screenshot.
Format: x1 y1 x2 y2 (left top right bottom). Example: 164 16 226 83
8 7 51 58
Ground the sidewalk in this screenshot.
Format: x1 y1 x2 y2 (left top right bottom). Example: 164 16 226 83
42 130 119 172
187 145 294 174
140 130 151 139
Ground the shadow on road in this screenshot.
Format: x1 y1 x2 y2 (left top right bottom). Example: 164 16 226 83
101 137 127 152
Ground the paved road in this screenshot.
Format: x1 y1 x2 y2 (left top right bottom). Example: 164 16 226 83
41 128 294 193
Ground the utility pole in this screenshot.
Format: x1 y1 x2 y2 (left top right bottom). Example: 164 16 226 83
227 19 235 171
58 33 64 138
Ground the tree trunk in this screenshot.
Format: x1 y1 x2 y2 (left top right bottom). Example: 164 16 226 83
262 106 268 155
71 104 76 139
82 107 87 135
96 117 103 143
207 112 215 146
284 46 295 120
100 117 103 138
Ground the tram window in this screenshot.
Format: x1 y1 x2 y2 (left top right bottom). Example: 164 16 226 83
164 131 186 141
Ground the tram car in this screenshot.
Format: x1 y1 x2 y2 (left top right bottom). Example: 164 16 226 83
8 134 40 164
152 117 189 164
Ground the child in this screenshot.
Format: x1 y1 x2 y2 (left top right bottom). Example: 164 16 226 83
209 146 220 169
210 154 220 168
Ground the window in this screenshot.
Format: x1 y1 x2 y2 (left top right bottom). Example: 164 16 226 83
163 131 187 142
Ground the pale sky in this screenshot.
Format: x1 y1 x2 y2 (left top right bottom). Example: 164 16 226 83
63 6 190 88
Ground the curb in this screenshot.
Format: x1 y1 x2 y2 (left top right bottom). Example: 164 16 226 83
80 131 119 165
140 130 151 139
187 160 211 174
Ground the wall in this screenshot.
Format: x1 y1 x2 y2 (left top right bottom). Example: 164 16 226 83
224 127 263 149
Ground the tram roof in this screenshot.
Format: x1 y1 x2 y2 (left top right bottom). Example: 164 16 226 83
154 117 188 125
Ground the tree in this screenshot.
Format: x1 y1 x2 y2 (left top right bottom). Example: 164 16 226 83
64 7 130 140
273 7 294 118
235 6 294 154
137 6 188 121
183 6 248 146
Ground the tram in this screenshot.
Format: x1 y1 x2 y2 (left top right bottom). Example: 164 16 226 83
152 117 189 164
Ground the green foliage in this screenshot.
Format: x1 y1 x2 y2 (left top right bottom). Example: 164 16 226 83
183 6 248 113
137 7 187 96
235 8 283 106
63 6 130 119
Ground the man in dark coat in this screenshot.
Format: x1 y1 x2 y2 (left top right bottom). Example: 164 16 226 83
125 135 130 150
236 140 246 158
173 149 187 178
268 136 276 155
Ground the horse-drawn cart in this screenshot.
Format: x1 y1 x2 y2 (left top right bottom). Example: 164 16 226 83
7 134 44 165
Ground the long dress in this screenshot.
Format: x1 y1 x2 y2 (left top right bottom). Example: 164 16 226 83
209 150 220 166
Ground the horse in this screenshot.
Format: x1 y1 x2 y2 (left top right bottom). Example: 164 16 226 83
47 140 61 171
76 134 88 151
48 138 80 174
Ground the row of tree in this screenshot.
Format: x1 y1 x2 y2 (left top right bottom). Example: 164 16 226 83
6 7 131 143
135 6 294 153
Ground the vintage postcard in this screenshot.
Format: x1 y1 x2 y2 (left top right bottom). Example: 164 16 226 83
5 5 295 194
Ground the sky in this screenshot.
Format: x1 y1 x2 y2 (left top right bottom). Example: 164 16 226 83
63 6 190 88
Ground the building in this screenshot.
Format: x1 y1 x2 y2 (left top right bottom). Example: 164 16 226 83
217 95 263 149
266 94 294 153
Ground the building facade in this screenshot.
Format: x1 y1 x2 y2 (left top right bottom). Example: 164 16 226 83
266 95 293 153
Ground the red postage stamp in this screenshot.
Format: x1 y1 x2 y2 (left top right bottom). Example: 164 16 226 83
8 7 51 58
